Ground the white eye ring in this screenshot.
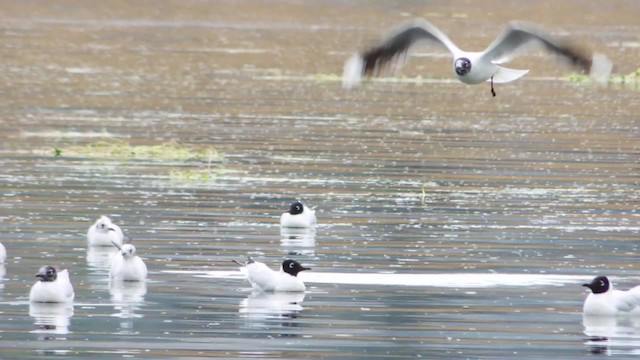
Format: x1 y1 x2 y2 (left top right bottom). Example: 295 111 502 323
289 262 294 268
600 281 605 286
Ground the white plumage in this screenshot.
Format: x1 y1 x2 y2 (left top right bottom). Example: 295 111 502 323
87 216 125 247
236 258 310 292
29 266 74 303
344 18 612 96
583 276 640 316
239 292 306 319
0 242 6 263
29 302 74 335
109 244 148 282
280 201 317 228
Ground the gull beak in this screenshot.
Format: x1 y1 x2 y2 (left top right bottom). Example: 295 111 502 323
301 267 311 272
35 268 47 279
108 228 116 232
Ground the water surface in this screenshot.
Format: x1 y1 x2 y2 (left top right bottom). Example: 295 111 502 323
0 0 639 358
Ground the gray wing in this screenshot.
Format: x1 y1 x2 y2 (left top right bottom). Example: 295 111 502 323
359 19 460 76
616 286 640 312
482 21 593 72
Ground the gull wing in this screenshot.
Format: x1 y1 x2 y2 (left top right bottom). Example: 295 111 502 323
482 21 593 72
246 262 277 291
343 19 459 88
614 286 640 312
58 269 75 299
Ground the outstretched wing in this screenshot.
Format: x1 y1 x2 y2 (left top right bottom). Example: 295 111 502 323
343 19 459 88
482 21 593 71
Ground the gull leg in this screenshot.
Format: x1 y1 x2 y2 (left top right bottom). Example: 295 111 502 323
490 76 496 97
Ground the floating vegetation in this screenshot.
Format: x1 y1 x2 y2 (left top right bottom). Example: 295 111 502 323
608 68 640 86
169 168 226 183
566 68 640 86
420 181 439 205
312 73 342 82
566 73 589 83
420 184 428 204
22 130 117 138
58 140 223 162
50 140 225 184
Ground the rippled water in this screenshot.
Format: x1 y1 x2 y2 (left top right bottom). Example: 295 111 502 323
1 0 639 359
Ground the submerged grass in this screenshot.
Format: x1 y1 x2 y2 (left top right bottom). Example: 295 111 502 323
169 168 226 182
53 140 225 183
58 140 223 162
567 68 640 86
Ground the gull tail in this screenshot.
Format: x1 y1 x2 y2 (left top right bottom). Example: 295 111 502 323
342 54 365 89
589 53 613 84
232 256 255 267
490 66 530 84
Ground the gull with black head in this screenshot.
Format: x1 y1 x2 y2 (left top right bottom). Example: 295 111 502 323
280 201 317 228
583 275 640 316
343 18 613 96
233 257 311 292
29 266 75 303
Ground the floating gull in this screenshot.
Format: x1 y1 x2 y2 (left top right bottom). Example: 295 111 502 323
583 276 640 316
109 243 148 282
87 216 125 247
280 201 317 228
233 257 311 292
29 266 75 303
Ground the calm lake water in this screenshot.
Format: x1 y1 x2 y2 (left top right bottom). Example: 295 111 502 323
1 0 639 359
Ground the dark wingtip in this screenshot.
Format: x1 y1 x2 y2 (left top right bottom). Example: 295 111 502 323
509 21 594 73
231 259 244 267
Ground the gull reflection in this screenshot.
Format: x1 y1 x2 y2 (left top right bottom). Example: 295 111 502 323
110 280 147 334
0 264 6 291
86 246 118 271
239 291 306 331
280 227 316 256
583 315 640 355
29 302 74 339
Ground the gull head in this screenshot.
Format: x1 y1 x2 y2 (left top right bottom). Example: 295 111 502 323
35 265 58 282
95 216 115 233
121 244 137 259
282 259 311 277
454 57 472 76
583 275 610 294
288 201 304 215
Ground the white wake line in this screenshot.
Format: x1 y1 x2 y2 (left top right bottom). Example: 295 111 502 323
164 270 590 288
